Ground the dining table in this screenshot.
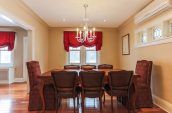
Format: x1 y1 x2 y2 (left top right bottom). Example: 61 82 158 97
38 68 140 112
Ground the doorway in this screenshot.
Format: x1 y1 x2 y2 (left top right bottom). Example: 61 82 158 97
0 12 35 92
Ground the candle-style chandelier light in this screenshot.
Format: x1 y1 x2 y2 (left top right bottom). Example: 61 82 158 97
75 3 96 43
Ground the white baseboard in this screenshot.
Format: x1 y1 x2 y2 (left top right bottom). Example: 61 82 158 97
153 95 172 113
0 80 9 84
0 78 26 84
14 78 26 83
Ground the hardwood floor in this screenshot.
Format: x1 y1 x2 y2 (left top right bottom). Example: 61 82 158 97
0 83 166 113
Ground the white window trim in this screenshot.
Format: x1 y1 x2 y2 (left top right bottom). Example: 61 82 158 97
68 47 81 65
85 50 99 65
152 26 163 40
135 16 172 48
67 46 99 65
135 36 172 48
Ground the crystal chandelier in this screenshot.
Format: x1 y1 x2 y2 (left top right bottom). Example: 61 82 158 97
76 4 96 43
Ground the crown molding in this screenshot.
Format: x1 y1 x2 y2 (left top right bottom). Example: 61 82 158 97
135 0 172 24
15 0 49 27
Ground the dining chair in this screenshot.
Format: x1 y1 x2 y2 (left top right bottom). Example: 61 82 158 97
79 71 105 113
64 65 80 69
26 61 43 111
26 61 56 111
97 64 113 104
135 60 153 108
51 71 80 113
98 64 113 104
105 70 133 112
98 64 113 69
81 64 96 70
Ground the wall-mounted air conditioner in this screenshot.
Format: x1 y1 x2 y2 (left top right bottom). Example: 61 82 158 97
135 0 172 24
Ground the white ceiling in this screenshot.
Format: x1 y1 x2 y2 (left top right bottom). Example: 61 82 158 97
22 0 152 28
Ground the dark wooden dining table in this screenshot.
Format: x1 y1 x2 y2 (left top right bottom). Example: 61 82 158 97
38 68 140 112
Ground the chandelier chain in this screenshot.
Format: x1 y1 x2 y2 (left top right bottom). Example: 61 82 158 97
75 3 96 43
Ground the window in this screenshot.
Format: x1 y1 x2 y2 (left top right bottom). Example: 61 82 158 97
139 31 147 43
168 20 172 36
69 47 81 64
141 32 147 43
68 46 98 64
170 22 172 34
135 17 172 48
0 47 12 66
152 27 162 39
85 46 97 64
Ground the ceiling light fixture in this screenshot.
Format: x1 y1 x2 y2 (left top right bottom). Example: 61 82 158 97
76 3 96 43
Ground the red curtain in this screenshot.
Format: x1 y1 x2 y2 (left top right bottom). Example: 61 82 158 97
0 32 15 51
64 31 102 52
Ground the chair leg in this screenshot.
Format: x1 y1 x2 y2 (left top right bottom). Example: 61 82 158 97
94 98 96 108
103 92 106 104
55 98 60 113
58 98 61 107
99 97 103 113
54 94 60 113
82 96 85 113
127 94 132 113
111 96 113 111
55 98 59 113
73 97 76 113
77 96 79 107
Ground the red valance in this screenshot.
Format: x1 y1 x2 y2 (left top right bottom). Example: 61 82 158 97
64 31 102 52
0 32 15 51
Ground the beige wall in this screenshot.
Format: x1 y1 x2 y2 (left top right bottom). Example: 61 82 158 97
48 27 118 69
117 10 172 105
0 0 49 72
14 29 27 78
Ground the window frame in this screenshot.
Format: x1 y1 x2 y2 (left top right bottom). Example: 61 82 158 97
68 47 81 65
0 47 14 67
151 26 163 40
138 31 148 44
141 32 147 43
85 46 98 64
68 46 99 65
135 15 172 48
167 20 172 36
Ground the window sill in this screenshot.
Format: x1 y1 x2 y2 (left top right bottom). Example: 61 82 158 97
135 36 172 48
0 65 14 69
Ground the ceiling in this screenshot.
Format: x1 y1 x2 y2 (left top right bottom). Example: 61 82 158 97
22 0 152 28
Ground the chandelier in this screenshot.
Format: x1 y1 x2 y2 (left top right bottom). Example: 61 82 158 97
75 4 96 43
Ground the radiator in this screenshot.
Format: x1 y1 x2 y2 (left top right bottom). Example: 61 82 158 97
0 67 14 84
